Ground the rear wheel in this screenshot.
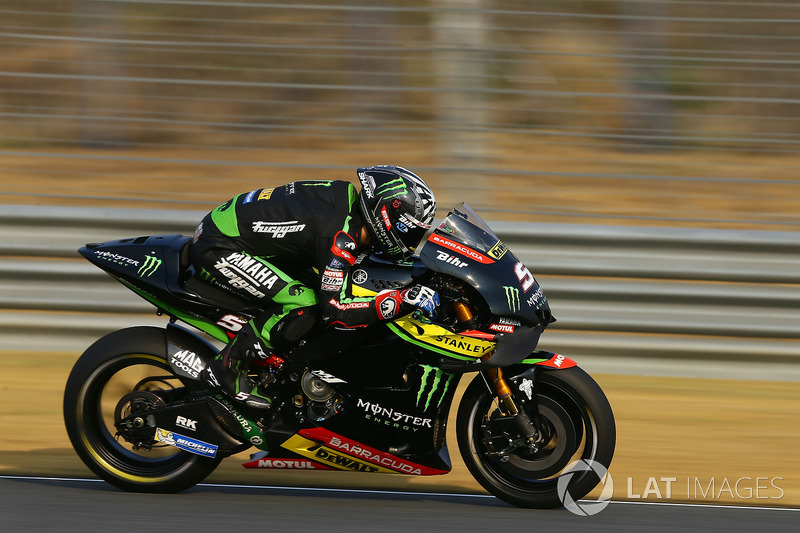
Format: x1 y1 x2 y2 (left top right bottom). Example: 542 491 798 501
63 327 222 493
456 366 616 509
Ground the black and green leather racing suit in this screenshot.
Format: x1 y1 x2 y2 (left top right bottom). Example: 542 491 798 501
188 179 392 350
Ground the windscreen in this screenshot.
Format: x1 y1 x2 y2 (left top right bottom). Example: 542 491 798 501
432 203 500 253
418 203 550 325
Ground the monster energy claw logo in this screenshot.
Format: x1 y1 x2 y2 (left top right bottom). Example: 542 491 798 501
138 255 162 277
504 286 520 313
375 178 407 199
416 365 454 411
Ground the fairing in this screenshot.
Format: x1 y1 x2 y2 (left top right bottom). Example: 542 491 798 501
418 203 552 327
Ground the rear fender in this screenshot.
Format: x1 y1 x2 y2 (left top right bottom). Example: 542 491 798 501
165 323 219 382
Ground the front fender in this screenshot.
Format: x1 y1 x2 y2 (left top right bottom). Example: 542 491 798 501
500 351 579 388
527 351 578 370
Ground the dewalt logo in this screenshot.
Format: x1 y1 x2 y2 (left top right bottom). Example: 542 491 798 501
138 255 162 277
488 240 508 260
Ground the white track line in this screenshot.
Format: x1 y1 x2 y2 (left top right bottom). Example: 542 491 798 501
1 475 797 511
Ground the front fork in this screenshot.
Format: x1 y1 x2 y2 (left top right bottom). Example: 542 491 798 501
451 300 543 458
480 364 543 459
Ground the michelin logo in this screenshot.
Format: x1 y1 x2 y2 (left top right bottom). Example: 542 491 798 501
155 428 218 458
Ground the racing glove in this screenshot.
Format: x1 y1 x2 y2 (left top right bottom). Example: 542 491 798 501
402 285 440 317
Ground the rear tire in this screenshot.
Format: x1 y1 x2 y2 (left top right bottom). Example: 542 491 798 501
456 366 616 509
63 327 222 493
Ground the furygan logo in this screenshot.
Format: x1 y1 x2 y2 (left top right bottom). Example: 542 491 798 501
251 221 306 238
214 252 279 298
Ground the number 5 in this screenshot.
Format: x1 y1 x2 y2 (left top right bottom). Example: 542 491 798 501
514 262 535 292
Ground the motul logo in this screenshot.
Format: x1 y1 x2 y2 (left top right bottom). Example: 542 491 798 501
257 459 316 469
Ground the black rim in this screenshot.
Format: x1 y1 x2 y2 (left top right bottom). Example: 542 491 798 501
75 353 201 480
469 377 600 495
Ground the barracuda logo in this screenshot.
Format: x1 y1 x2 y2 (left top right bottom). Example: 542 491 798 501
504 286 520 312
375 178 407 199
416 365 455 411
138 255 162 277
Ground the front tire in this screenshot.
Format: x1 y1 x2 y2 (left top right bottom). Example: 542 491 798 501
456 366 616 509
63 327 222 493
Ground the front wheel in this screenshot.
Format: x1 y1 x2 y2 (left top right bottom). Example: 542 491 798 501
63 327 222 493
456 366 616 509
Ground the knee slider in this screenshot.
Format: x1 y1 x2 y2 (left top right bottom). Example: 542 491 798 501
272 305 318 348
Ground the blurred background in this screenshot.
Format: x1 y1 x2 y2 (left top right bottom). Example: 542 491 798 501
2 0 800 506
2 0 800 229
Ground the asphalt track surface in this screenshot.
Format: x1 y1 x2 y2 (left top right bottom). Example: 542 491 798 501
1 476 797 532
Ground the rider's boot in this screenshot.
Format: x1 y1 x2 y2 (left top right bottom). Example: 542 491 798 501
202 323 274 410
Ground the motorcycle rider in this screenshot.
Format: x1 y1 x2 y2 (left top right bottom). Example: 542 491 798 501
189 165 439 409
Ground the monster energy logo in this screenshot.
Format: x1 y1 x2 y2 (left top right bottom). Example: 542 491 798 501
504 286 520 312
416 365 454 411
138 255 162 277
375 178 407 199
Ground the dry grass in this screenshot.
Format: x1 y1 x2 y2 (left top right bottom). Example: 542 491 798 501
1 351 797 506
3 141 800 231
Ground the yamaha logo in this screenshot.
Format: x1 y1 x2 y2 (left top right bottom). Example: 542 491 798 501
352 269 368 284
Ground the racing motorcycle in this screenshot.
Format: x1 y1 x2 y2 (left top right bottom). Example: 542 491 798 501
63 203 615 509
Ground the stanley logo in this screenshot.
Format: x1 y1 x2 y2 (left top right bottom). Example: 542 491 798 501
504 286 520 312
138 255 162 277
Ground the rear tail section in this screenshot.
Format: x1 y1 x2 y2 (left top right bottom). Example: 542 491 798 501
79 234 258 342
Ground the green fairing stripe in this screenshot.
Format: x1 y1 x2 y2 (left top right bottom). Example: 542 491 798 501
210 194 242 237
521 357 548 364
387 323 476 361
122 282 229 342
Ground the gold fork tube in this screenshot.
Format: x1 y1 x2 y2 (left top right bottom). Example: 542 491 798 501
482 361 519 415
